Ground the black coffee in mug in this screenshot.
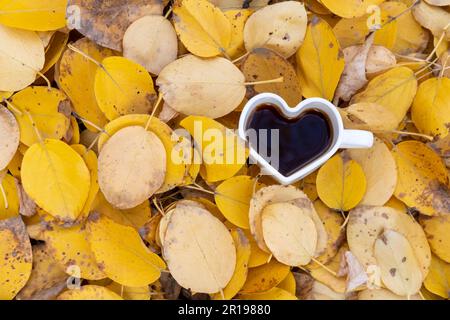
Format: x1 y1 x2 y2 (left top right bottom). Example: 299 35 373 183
247 103 333 177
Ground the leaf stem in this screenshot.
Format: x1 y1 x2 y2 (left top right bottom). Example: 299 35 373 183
244 77 284 86
0 182 8 209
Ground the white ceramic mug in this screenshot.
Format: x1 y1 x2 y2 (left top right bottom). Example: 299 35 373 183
238 93 374 185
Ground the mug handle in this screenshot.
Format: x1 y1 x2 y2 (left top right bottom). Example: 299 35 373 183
340 129 374 149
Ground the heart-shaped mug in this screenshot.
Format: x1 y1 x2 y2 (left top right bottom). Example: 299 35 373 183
238 93 374 185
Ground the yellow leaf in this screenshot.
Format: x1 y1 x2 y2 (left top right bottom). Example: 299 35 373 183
339 102 399 132
212 229 251 300
44 224 106 280
333 16 369 48
0 217 32 300
392 141 449 216
9 86 70 146
277 272 296 295
424 254 450 299
180 116 248 182
249 185 327 255
316 154 367 211
350 67 418 125
308 245 347 293
215 176 258 229
320 0 384 18
68 116 80 145
123 15 178 75
0 0 67 31
94 56 156 121
92 192 152 232
240 259 290 294
106 282 151 300
173 0 231 58
71 144 99 222
0 107 19 170
0 25 45 92
412 77 450 138
0 174 19 220
347 138 397 206
98 115 190 194
16 244 67 300
296 17 345 100
244 1 307 58
262 202 318 266
385 196 408 213
57 285 123 300
87 213 165 287
98 126 166 209
358 288 421 300
157 55 246 119
243 229 272 268
224 9 253 59
374 229 423 297
347 206 431 278
239 287 297 300
412 1 450 40
6 150 23 179
41 31 69 74
241 48 302 106
58 38 113 131
21 139 91 222
162 203 236 294
310 200 345 265
375 1 429 55
420 214 450 263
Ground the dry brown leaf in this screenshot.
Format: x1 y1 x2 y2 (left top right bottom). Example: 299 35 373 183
241 48 302 106
68 0 163 51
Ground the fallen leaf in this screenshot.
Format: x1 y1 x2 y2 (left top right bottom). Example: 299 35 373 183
98 126 166 209
87 213 166 286
0 217 32 300
21 139 91 222
173 0 231 58
0 25 45 92
241 48 302 106
296 16 345 100
412 77 450 138
123 15 178 75
68 0 163 51
244 1 307 58
162 202 236 294
316 153 367 211
392 141 449 216
157 55 246 119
